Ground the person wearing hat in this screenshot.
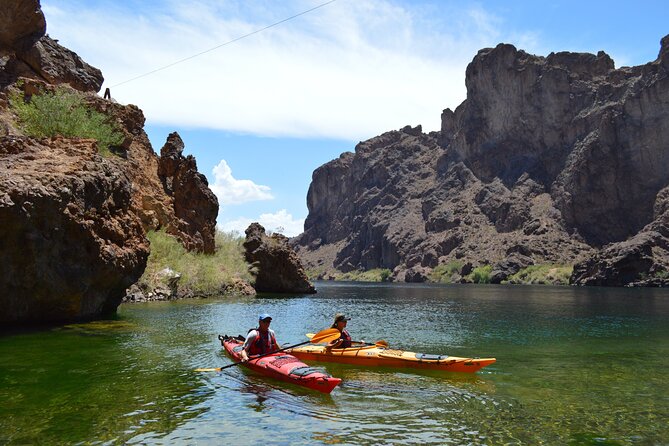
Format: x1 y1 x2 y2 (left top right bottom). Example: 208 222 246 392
240 313 280 361
327 313 355 349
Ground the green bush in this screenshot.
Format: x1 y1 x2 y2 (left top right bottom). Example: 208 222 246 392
506 264 573 285
140 230 253 294
430 261 464 283
9 86 123 153
467 264 492 284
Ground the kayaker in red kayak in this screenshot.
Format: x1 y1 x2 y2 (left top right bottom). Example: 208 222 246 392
327 313 358 349
240 313 280 362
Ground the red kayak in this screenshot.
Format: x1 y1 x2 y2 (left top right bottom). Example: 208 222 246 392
219 335 341 394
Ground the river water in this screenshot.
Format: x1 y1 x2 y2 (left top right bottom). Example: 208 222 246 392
1 282 668 445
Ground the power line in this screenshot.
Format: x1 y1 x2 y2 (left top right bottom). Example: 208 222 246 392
110 0 339 89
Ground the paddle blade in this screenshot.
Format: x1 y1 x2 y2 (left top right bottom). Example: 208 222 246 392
375 340 389 348
305 333 315 339
309 328 341 344
194 367 222 372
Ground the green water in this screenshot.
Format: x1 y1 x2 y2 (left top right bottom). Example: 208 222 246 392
1 283 668 445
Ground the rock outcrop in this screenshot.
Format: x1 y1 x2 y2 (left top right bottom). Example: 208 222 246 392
295 35 669 287
0 135 149 324
245 223 316 294
158 132 218 253
571 188 669 286
0 1 220 324
0 1 102 92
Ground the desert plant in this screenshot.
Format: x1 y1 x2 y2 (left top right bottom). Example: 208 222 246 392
430 260 464 283
335 268 393 282
506 264 573 285
467 264 492 284
139 230 253 294
9 86 123 153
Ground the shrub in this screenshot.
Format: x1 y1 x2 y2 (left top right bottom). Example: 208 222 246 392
506 264 573 285
140 230 253 294
467 264 492 284
9 86 123 153
430 261 464 283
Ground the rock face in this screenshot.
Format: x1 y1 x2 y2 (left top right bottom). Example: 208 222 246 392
571 190 669 286
244 223 316 294
87 100 218 254
295 36 669 286
0 1 102 92
0 136 149 324
0 2 220 324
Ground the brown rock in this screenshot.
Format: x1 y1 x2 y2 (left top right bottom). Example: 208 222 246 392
0 135 149 324
0 0 46 53
158 132 218 253
19 35 104 92
244 223 315 294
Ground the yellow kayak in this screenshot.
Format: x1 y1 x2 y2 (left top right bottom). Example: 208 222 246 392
287 344 496 373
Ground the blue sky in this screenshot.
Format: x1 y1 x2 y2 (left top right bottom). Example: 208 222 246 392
41 0 668 236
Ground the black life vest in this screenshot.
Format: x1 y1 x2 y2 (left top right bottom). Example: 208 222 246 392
338 328 352 348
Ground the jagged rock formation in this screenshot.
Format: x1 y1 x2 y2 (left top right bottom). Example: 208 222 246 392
0 135 149 324
245 223 316 294
295 35 669 286
0 1 219 324
158 132 218 253
87 99 218 254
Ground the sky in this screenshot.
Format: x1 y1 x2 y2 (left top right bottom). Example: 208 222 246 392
40 0 668 236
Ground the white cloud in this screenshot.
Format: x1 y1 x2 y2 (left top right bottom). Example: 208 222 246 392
210 159 273 205
40 0 510 140
218 209 305 237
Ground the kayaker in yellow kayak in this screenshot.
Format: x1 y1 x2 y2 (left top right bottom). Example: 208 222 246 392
327 313 363 349
240 313 280 362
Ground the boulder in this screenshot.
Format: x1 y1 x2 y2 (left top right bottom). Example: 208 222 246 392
20 35 104 93
489 254 533 284
244 223 315 294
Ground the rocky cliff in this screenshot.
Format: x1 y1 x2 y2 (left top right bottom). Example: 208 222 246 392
0 0 219 325
295 36 669 286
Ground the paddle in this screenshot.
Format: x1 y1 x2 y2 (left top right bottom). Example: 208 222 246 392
306 332 389 348
195 327 341 372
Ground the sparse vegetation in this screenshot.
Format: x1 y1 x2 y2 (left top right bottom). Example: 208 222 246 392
466 264 493 284
139 230 252 294
506 264 573 285
335 268 393 282
9 86 123 154
430 261 464 283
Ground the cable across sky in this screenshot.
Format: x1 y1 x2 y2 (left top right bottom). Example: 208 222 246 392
110 0 339 89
